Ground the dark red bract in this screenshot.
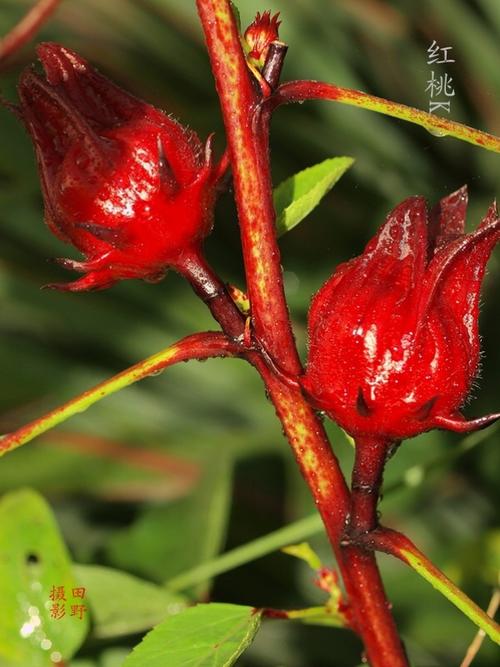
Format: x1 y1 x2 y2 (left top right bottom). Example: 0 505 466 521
18 43 218 290
302 188 500 440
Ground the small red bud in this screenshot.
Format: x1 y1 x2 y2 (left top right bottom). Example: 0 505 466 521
244 11 281 69
301 188 500 440
17 43 218 291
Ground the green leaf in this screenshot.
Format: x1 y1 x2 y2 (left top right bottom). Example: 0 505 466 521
0 489 88 666
273 157 354 236
73 564 187 639
123 603 261 667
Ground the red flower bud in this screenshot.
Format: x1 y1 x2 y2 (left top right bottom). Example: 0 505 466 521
301 188 500 440
17 43 218 291
244 11 281 68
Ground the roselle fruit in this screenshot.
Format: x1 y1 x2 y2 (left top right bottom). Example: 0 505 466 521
302 187 500 440
18 43 218 290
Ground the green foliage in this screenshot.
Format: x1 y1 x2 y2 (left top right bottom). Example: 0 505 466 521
122 603 262 667
274 157 354 236
0 490 88 666
107 455 233 595
73 565 187 639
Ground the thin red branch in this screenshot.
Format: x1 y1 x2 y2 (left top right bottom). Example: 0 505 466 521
262 41 288 91
0 0 62 66
367 527 500 645
212 146 232 187
269 80 500 154
0 331 238 456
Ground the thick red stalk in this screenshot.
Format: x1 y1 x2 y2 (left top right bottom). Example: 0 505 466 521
195 0 301 377
195 2 408 665
339 547 408 666
177 251 351 543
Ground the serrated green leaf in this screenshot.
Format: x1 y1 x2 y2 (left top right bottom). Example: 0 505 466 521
122 603 262 667
273 157 354 236
0 489 88 666
73 565 187 639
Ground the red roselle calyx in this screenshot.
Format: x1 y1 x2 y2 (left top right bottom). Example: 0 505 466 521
243 10 281 69
301 188 500 441
17 43 218 291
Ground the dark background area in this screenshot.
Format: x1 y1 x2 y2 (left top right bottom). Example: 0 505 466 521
0 1 499 665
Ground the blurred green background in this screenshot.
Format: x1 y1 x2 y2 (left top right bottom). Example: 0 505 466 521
0 1 499 665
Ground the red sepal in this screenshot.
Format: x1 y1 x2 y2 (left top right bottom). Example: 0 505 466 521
18 43 219 291
303 188 500 440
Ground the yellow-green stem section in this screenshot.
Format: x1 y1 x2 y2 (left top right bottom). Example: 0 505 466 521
285 605 346 627
336 88 500 152
277 81 500 154
0 332 235 457
400 546 500 644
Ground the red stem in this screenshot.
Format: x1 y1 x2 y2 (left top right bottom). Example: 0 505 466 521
349 437 392 537
178 145 408 667
367 528 500 645
176 249 351 543
338 437 407 666
268 80 500 153
194 3 408 664
0 331 238 456
177 247 245 341
195 0 301 377
339 547 408 666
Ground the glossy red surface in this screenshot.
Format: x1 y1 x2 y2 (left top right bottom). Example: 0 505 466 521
302 187 500 439
18 43 217 290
